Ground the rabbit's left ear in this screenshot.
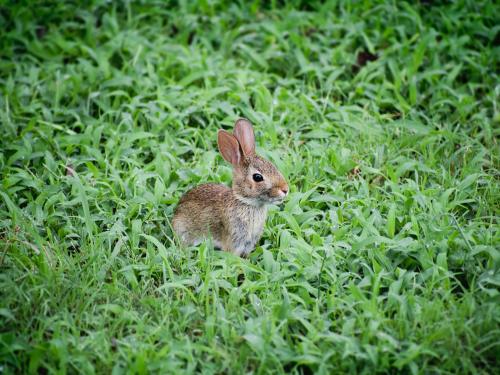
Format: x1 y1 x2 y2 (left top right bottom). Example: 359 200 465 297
233 118 255 156
218 130 242 166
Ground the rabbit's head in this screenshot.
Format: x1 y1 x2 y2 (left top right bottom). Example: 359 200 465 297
218 119 288 206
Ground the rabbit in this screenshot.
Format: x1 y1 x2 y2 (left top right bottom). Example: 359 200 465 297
172 118 289 257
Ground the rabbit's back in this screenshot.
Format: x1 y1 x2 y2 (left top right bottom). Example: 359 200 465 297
172 183 231 247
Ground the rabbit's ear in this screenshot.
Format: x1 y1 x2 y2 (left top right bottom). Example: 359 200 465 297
218 130 241 166
233 118 255 156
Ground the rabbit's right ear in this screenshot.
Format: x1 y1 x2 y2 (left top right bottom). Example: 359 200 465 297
233 118 255 156
218 130 241 166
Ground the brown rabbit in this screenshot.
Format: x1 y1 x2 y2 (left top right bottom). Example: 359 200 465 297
172 118 289 257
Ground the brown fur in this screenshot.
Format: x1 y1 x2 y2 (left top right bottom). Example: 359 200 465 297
172 119 288 257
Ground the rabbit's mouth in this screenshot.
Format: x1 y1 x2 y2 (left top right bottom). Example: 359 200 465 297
267 196 286 205
235 193 285 206
235 194 267 207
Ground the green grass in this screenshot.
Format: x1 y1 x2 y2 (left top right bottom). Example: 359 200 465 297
1 0 499 373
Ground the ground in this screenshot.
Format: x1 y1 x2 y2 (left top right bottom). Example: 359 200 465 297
0 1 499 373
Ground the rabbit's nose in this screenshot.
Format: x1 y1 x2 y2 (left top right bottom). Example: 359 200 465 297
278 187 288 197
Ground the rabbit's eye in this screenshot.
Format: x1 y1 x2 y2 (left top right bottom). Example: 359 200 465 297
252 173 264 182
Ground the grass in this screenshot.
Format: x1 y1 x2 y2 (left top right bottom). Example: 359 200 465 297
0 0 499 373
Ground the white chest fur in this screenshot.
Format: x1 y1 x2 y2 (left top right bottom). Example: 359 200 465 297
228 204 267 256
246 206 267 241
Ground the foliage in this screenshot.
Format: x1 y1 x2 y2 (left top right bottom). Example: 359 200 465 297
0 0 499 373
